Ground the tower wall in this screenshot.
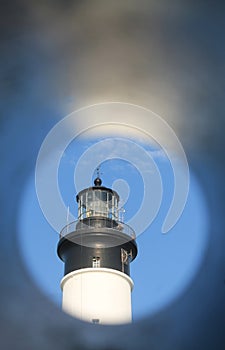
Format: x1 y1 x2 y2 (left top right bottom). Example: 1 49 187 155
61 268 134 324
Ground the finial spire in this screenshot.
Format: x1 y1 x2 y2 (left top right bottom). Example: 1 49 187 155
96 165 101 178
94 165 102 186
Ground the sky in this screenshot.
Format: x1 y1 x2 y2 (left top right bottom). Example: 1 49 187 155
18 133 209 321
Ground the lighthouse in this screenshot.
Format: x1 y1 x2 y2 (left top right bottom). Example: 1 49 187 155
57 177 138 325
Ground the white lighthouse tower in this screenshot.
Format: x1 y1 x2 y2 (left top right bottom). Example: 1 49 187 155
57 177 138 325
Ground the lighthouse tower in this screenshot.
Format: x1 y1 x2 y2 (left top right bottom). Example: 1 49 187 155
57 177 138 325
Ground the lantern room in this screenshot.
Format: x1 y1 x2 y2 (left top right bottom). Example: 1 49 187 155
76 177 120 221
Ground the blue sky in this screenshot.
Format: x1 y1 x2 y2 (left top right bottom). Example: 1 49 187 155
18 135 209 321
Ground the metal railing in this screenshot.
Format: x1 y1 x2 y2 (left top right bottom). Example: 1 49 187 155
60 217 136 240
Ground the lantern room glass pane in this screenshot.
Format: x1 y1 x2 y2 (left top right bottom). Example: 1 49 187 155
78 190 118 220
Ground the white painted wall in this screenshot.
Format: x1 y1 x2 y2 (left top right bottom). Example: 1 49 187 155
61 268 134 325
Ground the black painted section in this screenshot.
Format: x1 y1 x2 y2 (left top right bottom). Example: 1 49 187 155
57 231 137 277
